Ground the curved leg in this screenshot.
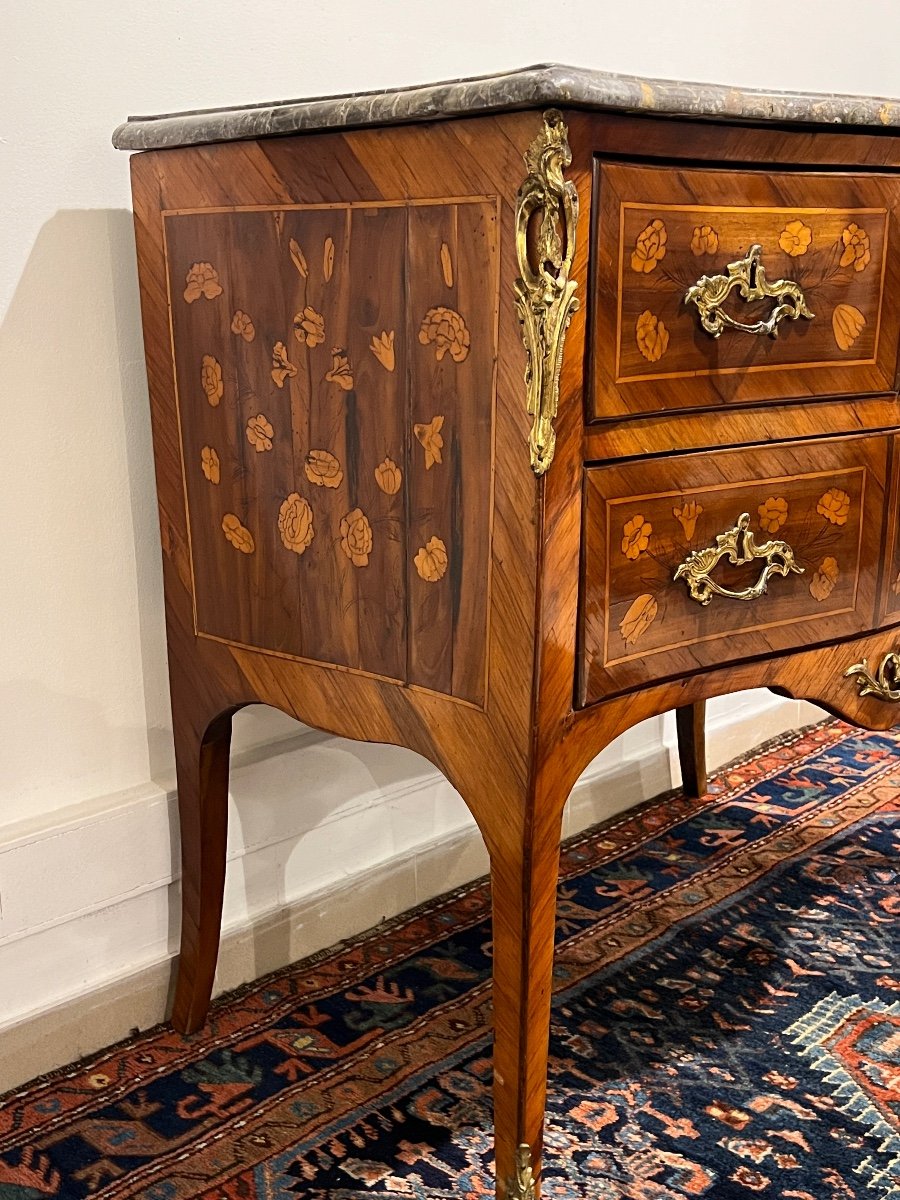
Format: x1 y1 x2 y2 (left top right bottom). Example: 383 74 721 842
488 781 565 1199
170 702 234 1034
676 700 707 799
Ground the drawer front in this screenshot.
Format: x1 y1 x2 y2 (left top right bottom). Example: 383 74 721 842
579 436 890 705
590 162 900 421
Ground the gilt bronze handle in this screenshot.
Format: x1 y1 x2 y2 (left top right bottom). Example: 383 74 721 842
673 512 803 606
685 244 814 339
844 652 900 702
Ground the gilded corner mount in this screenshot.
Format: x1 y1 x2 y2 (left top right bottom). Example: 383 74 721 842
507 1144 537 1200
514 109 580 476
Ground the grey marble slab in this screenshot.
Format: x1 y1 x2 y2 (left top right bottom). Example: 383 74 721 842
112 62 900 151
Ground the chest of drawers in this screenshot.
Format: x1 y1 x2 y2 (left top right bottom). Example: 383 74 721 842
115 65 900 1198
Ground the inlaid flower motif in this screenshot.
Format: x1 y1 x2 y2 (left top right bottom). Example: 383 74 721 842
840 223 871 272
271 342 297 388
305 449 343 489
817 487 850 525
289 237 308 277
619 594 658 645
339 508 372 567
323 237 335 281
231 310 256 342
293 306 325 348
690 225 719 256
278 493 314 554
757 496 788 533
622 514 652 560
183 261 223 303
200 445 220 484
673 499 703 539
630 219 667 273
832 303 866 351
414 415 444 469
635 310 669 362
414 535 448 582
778 219 812 257
222 513 254 554
418 306 471 362
201 355 223 405
440 241 453 287
325 347 354 390
810 556 839 601
370 330 395 371
374 457 402 495
246 414 274 452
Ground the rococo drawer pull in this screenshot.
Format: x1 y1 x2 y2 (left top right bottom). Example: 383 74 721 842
844 651 900 702
673 512 803 605
685 243 815 339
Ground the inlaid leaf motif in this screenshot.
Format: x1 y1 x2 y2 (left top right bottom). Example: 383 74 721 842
271 342 297 388
440 242 454 287
289 238 308 277
201 355 223 406
369 330 395 371
690 225 719 256
323 237 335 281
817 487 850 526
325 347 354 390
621 514 652 560
810 556 839 601
222 513 254 554
278 493 315 554
230 310 256 342
636 310 669 362
673 499 703 540
339 508 372 567
246 414 274 453
758 497 788 533
200 446 220 484
414 415 444 469
840 223 871 272
832 303 866 351
183 262 223 303
305 449 343 489
892 572 900 596
778 220 812 257
630 219 667 273
414 536 448 582
619 594 658 645
293 306 325 348
374 457 402 495
418 307 470 363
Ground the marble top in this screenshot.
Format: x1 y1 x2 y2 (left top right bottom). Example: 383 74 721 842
112 63 900 151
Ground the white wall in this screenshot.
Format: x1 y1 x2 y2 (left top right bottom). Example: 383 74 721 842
2 0 888 1086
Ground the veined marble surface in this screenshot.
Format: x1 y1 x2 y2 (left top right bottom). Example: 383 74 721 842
112 62 900 151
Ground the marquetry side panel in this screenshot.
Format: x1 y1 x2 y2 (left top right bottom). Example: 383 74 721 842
164 197 498 704
580 435 890 704
590 161 900 420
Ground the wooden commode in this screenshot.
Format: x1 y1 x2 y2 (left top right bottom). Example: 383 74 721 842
114 65 900 1198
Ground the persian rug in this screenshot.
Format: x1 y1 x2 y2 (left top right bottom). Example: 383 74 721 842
1 719 899 1199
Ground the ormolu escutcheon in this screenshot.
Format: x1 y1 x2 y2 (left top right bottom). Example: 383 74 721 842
685 243 814 339
674 512 803 605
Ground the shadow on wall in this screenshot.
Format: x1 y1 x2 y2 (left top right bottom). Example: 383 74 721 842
0 208 169 816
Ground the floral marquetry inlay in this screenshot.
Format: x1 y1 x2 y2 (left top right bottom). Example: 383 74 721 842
636 310 669 362
673 499 703 540
619 594 658 645
183 262 223 303
622 515 652 560
778 219 812 256
631 219 667 273
758 497 788 533
278 494 315 555
340 509 372 568
690 225 718 256
817 488 851 526
840 223 870 272
166 194 496 705
832 304 866 351
810 556 839 601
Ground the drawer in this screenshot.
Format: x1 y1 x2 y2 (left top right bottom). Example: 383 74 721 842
579 435 890 705
590 161 900 421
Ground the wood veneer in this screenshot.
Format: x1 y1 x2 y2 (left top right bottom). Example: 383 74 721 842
126 102 900 1199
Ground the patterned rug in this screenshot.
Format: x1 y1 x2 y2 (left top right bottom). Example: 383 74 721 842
2 719 899 1199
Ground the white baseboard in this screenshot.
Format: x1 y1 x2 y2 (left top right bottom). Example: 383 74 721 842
0 690 823 1094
